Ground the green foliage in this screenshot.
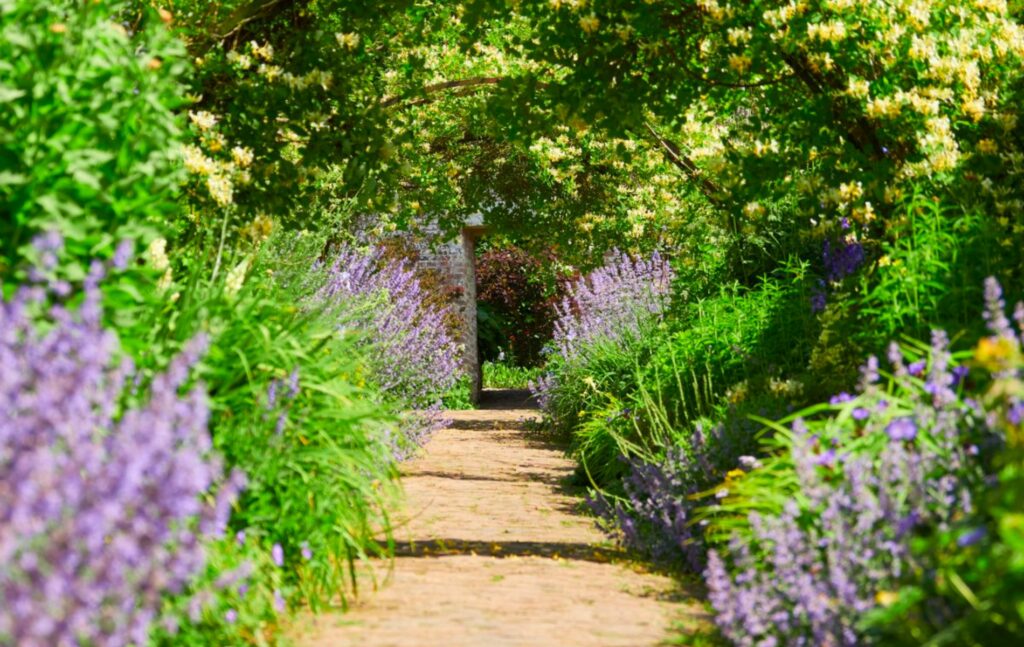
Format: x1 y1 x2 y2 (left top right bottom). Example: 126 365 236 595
482 359 544 389
542 266 820 487
441 375 475 410
121 239 399 615
154 534 287 646
0 0 187 278
858 196 1022 343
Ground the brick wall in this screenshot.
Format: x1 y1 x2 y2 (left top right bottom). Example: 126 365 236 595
399 217 486 402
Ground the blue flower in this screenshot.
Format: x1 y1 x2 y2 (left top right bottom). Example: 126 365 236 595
952 365 969 387
886 417 917 442
829 392 853 405
957 527 987 547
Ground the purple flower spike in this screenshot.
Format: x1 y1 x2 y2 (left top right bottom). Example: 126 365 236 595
0 241 235 646
952 365 969 387
112 239 135 270
315 245 462 459
531 249 673 418
272 543 284 567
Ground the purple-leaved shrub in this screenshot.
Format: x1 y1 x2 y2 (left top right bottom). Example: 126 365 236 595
316 245 461 457
0 239 241 646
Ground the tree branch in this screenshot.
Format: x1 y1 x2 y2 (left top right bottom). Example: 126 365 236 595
642 121 723 206
380 76 504 109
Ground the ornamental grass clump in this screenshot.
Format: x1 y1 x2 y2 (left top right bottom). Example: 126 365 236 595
316 245 461 457
0 241 239 646
701 278 1021 646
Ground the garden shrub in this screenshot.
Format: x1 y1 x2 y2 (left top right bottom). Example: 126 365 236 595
315 243 462 456
530 249 675 484
153 532 286 646
482 359 546 389
0 242 239 646
0 0 186 279
701 279 1024 645
112 237 402 625
475 244 571 367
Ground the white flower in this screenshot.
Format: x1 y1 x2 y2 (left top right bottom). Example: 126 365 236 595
336 32 360 49
182 144 216 176
188 110 217 131
207 174 234 206
157 268 173 292
146 238 170 271
225 258 250 296
231 146 254 167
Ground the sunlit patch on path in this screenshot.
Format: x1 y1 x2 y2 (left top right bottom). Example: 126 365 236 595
293 389 706 646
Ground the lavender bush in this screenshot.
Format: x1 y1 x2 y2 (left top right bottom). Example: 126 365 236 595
552 249 674 363
702 280 1015 646
589 417 760 572
531 250 674 414
316 245 461 456
0 246 240 646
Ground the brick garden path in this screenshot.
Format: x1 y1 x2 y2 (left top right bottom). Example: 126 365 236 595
293 389 706 646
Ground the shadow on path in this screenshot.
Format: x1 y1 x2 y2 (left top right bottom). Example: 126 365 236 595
477 388 538 410
392 537 622 563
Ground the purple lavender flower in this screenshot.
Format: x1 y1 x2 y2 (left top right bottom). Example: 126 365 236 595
811 279 828 313
271 543 284 567
952 366 969 387
0 240 238 647
112 239 134 270
957 527 987 547
531 250 673 416
315 245 460 457
983 277 1016 340
886 417 918 442
224 609 238 624
589 419 758 572
1008 400 1024 425
823 237 865 282
704 280 1021 645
